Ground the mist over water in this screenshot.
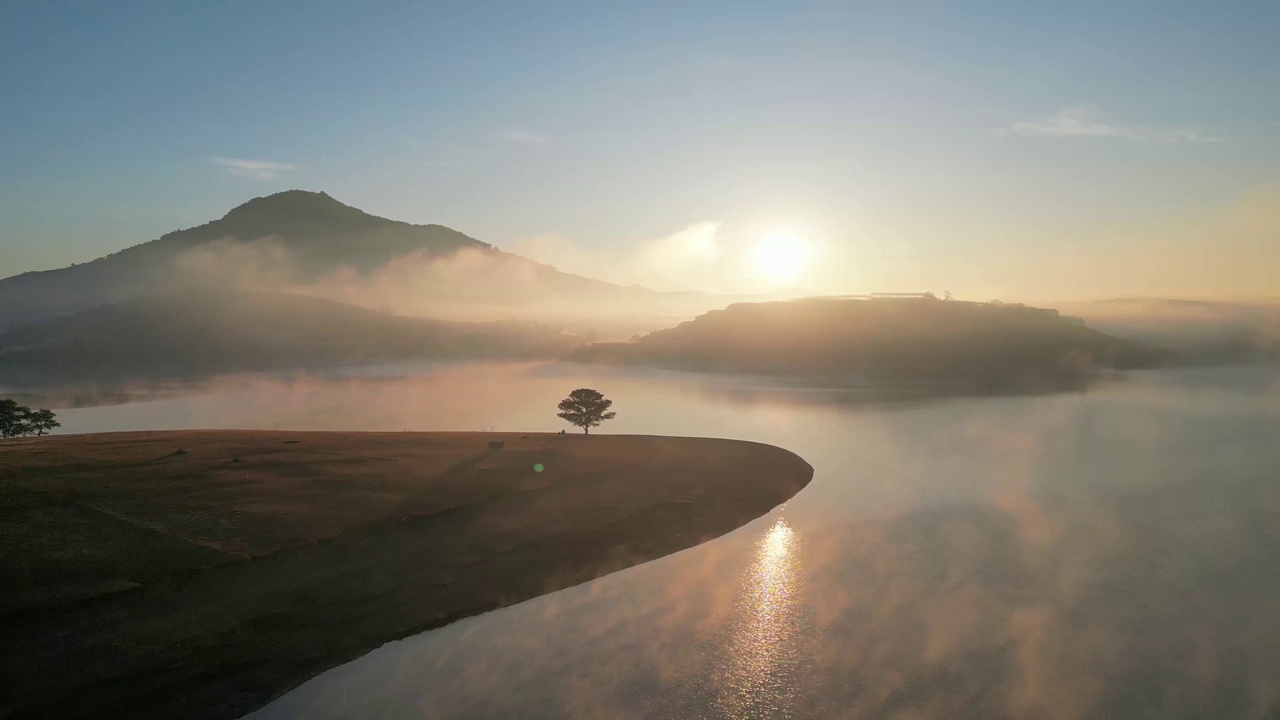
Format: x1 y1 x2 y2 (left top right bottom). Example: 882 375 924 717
49 363 1280 719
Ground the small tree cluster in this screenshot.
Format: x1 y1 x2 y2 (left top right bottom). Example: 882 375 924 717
0 399 60 439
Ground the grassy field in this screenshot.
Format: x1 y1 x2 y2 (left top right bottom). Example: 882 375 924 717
0 430 812 720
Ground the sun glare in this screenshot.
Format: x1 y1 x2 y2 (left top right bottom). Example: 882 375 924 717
754 233 807 283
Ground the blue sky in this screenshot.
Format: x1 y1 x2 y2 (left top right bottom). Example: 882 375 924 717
2 1 1278 298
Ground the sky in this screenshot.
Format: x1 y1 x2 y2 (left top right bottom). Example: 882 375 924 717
2 1 1278 301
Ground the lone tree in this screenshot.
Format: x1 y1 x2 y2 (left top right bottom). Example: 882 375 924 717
0 399 59 439
556 388 616 435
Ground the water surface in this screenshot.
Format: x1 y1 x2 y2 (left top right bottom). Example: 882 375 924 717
53 364 1280 719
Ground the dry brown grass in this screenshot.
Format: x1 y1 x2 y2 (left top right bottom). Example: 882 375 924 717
0 431 811 720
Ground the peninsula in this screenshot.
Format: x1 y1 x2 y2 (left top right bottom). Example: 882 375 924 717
0 431 812 720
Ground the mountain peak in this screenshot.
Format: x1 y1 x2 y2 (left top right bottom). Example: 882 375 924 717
221 190 373 224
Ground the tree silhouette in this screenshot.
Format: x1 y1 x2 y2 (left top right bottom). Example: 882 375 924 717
27 409 60 436
556 388 616 435
0 399 19 438
0 399 59 438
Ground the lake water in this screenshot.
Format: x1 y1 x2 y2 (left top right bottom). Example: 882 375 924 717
51 363 1280 719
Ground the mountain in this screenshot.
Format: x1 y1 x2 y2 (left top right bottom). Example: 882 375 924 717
0 190 638 329
0 289 581 382
568 296 1170 393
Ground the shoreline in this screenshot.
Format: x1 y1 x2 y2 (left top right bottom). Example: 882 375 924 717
0 430 813 720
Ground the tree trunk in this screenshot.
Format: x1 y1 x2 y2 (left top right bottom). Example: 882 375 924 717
583 427 589 435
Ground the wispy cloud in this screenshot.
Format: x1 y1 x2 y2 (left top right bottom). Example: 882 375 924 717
513 222 725 292
407 140 472 168
211 157 296 179
998 105 1219 143
495 128 549 145
408 139 472 154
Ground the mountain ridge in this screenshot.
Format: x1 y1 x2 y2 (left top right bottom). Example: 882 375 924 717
0 190 632 328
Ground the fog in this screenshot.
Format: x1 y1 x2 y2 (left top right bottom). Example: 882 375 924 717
165 228 1280 354
169 234 743 339
40 362 1280 719
1065 299 1280 363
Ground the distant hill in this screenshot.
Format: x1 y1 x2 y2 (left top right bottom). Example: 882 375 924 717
0 289 581 382
0 190 655 330
568 297 1170 393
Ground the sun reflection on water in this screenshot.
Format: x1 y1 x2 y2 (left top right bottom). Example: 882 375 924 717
716 517 805 718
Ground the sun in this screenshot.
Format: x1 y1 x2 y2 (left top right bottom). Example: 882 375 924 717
754 233 808 283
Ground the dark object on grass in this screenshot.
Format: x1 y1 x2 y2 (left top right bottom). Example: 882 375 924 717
488 440 504 449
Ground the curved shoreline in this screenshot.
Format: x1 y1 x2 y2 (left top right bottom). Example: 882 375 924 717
0 431 813 720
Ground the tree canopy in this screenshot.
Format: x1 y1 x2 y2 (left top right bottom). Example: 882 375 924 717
556 388 616 435
0 400 60 438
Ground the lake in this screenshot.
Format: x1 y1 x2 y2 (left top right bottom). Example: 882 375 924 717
49 363 1280 719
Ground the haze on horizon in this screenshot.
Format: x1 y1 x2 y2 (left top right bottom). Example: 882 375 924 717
2 2 1279 302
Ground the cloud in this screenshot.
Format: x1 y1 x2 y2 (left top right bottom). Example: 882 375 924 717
172 236 299 287
998 105 1219 143
513 222 725 292
496 129 549 145
633 222 724 281
165 234 688 332
211 157 296 180
172 237 550 311
407 140 472 154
